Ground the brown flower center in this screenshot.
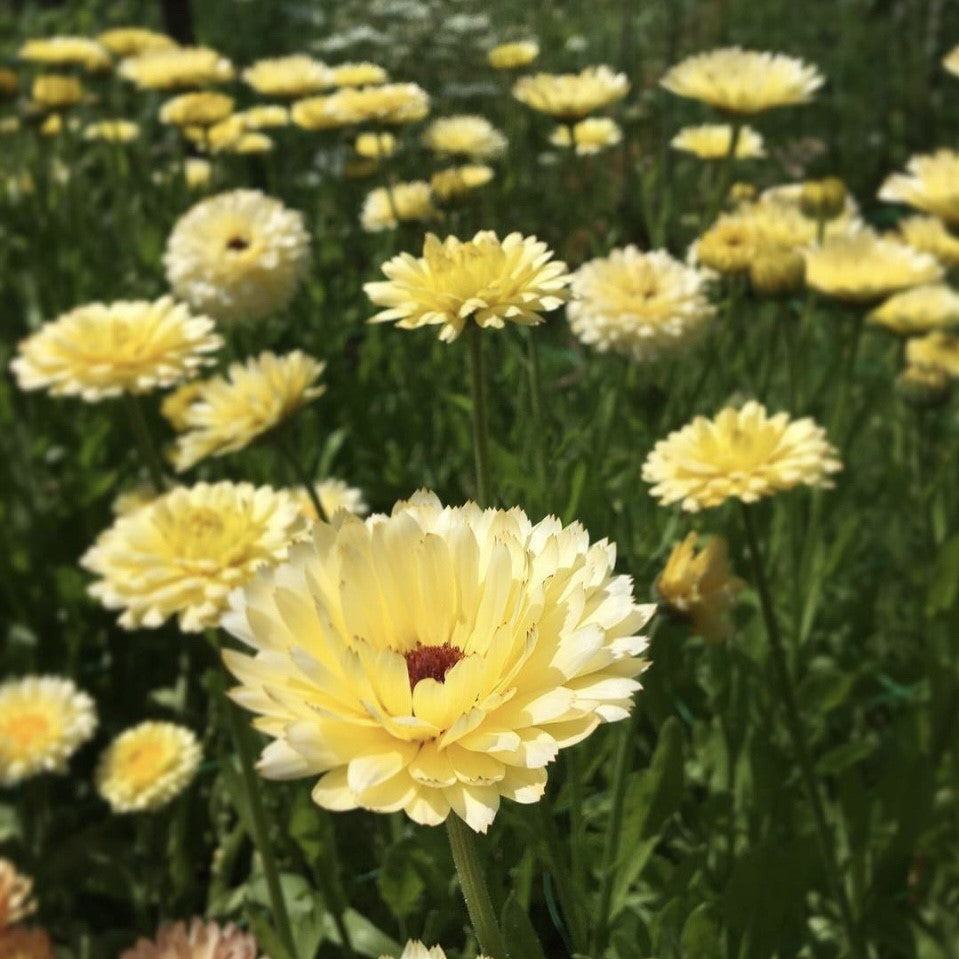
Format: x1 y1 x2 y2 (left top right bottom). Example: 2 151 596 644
404 643 464 690
226 235 250 251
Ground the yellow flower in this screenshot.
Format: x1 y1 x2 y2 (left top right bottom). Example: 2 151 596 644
119 47 234 90
422 116 506 159
0 677 97 786
366 231 571 342
38 114 62 137
170 351 326 472
120 920 264 959
292 83 430 129
331 62 388 87
293 478 370 521
657 533 744 642
10 297 221 403
569 246 715 363
242 54 331 97
0 860 35 930
97 27 177 57
183 157 212 189
237 104 289 129
0 927 55 959
549 117 622 155
160 91 234 127
31 74 83 109
360 181 438 232
804 230 943 302
670 124 765 160
382 943 491 959
906 332 959 377
223 490 654 832
879 150 959 225
355 131 396 158
867 284 959 335
513 66 628 121
82 482 307 633
945 45 959 77
642 401 842 511
217 132 273 155
748 246 805 295
164 189 311 325
661 47 823 114
430 165 494 201
799 177 847 221
83 120 140 142
0 68 19 98
487 41 539 70
898 215 959 267
18 37 110 71
112 484 157 518
694 216 758 274
96 721 201 813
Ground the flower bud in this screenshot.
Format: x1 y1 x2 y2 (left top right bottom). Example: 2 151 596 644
896 364 950 408
800 176 847 221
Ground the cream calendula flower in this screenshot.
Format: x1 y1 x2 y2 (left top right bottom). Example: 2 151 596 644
183 157 212 189
293 83 430 129
160 91 234 127
331 62 388 87
906 332 959 377
488 40 539 70
360 181 438 232
661 47 823 114
867 284 959 335
97 721 201 813
356 131 396 158
513 66 628 121
879 150 959 226
119 47 234 90
164 189 311 325
39 114 63 137
0 860 35 929
671 124 765 160
430 165 494 201
0 927 55 959
84 119 140 142
550 117 622 155
804 230 943 302
643 402 842 511
569 246 715 363
170 350 326 472
293 478 369 522
97 27 177 57
0 677 97 786
19 37 110 71
242 54 331 97
31 74 84 109
422 115 506 159
237 104 289 129
121 919 266 959
898 215 959 267
10 297 221 403
657 533 744 642
218 132 273 155
82 482 307 633
945 45 959 77
366 231 572 342
694 216 759 274
223 490 654 833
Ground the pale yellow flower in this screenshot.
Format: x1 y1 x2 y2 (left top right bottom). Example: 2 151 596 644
331 62 388 87
0 677 97 786
549 117 622 155
84 120 140 142
119 47 234 90
170 351 326 472
186 114 246 151
879 150 959 225
39 114 62 137
381 943 492 959
749 246 805 295
422 115 506 159
569 246 715 362
237 104 289 129
430 165 494 201
97 27 177 57
183 157 212 189
10 297 221 402
19 36 110 71
292 83 430 129
643 401 842 511
906 332 959 377
867 284 959 335
293 478 370 521
670 123 765 160
366 231 571 342
82 482 307 633
96 721 201 813
513 66 628 121
164 189 311 324
0 927 55 959
242 54 331 97
223 491 654 832
896 363 950 405
898 215 959 267
661 47 823 114
121 919 266 959
694 216 759 274
360 181 438 232
355 131 396 158
160 91 234 127
945 45 959 78
0 860 35 930
31 74 83 109
217 132 273 155
487 41 539 70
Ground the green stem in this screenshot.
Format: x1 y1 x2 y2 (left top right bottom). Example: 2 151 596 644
534 800 589 953
275 435 328 522
313 865 356 959
738 504 866 959
122 394 166 494
705 120 742 222
446 816 511 959
467 323 492 507
526 330 548 505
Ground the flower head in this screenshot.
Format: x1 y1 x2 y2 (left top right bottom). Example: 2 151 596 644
906 332 959 377
0 860 35 930
0 927 55 959
183 158 212 189
119 47 234 90
31 74 83 109
242 55 331 97
643 401 842 511
292 83 429 129
356 132 396 158
169 351 326 472
550 117 622 155
694 216 758 274
293 479 369 521
898 215 959 267
160 91 234 127
366 231 571 342
488 41 539 70
569 246 715 363
223 491 654 832
331 62 388 87
945 45 959 78
513 66 628 121
121 919 266 959
360 181 438 232
10 298 221 402
430 165 494 201
0 677 97 786
670 123 765 160
97 27 176 57
97 721 201 813
879 150 959 225
422 116 506 159
19 37 110 71
164 190 311 324
238 105 289 129
82 482 307 633
661 47 823 114
84 120 140 142
867 284 959 335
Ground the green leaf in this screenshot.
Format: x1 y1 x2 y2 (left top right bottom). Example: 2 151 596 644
321 910 401 959
926 534 959 616
378 838 426 920
501 892 548 959
815 737 876 776
680 904 722 959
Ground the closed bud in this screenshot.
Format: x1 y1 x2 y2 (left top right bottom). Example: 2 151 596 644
729 181 757 205
800 176 847 221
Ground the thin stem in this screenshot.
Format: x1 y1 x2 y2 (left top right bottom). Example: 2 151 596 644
123 394 166 494
467 323 492 507
274 434 328 522
445 816 511 959
738 504 866 959
526 330 548 502
313 865 356 959
705 120 742 222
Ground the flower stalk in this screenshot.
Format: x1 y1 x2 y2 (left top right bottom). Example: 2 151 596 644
467 323 492 506
122 394 166 494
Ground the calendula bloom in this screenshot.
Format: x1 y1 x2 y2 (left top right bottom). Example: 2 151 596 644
184 157 212 189
185 115 246 151
879 150 959 226
569 246 715 363
550 117 622 155
356 131 396 158
513 66 629 121
331 62 388 87
906 332 959 377
97 27 177 57
39 114 62 136
218 132 273 155
84 120 140 142
430 165 494 201
898 215 959 267
0 677 97 786
237 104 289 129
0 69 19 98
223 491 654 833
745 185 861 248
360 181 438 232
121 919 266 959
657 533 744 642
867 285 959 335
643 401 842 511
96 721 201 813
804 231 943 302
293 478 370 521
945 45 959 77
0 927 55 959
382 943 490 959
661 47 823 114
422 116 506 159
31 74 83 109
82 482 307 633
694 216 758 274
242 54 331 97
19 37 110 71
488 40 539 70
0 860 35 929
292 82 430 129
170 351 326 472
749 246 805 295
10 298 221 403
160 91 234 127
366 231 571 342
164 189 311 324
671 124 765 160
119 47 234 90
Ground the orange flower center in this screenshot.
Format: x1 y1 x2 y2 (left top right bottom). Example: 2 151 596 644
404 643 464 689
2 712 49 749
121 740 168 787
